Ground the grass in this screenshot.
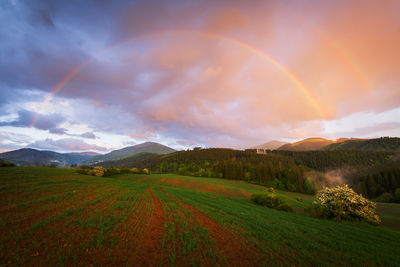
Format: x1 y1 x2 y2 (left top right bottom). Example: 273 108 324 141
0 167 399 266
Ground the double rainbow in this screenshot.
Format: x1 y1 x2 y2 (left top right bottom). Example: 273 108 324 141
30 30 328 127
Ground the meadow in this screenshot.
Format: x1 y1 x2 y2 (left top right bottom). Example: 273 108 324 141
0 167 399 266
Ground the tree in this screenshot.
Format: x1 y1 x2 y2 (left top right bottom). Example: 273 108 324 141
313 185 380 225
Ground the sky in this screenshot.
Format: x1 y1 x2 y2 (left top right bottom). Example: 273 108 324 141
0 0 400 153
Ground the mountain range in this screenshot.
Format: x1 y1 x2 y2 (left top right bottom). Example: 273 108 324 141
1 137 399 167
0 149 100 167
82 141 176 165
0 142 176 167
251 137 400 151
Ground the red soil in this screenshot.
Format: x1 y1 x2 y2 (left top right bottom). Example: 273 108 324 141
160 188 259 266
135 177 148 183
134 187 167 266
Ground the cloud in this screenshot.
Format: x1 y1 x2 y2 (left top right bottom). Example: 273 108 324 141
48 128 96 139
333 122 400 139
177 140 197 147
1 0 400 150
206 7 249 33
0 131 32 151
49 128 68 135
79 132 96 139
29 138 107 152
0 109 65 131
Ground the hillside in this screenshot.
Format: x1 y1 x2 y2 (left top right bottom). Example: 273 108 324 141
323 137 400 151
278 137 335 151
0 148 100 166
120 148 314 193
99 152 158 168
271 150 396 171
251 140 288 150
124 147 400 200
83 142 176 165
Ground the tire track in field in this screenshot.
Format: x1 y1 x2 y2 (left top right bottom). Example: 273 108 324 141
135 177 147 183
134 187 167 266
160 188 259 267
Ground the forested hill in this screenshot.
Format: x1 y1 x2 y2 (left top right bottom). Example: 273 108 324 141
122 148 313 193
98 147 400 201
98 152 158 168
270 150 400 201
271 150 396 171
323 137 400 151
277 138 334 151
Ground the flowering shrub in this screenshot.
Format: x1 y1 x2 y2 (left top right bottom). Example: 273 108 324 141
313 185 380 225
76 166 105 177
130 168 140 174
76 166 146 177
251 192 293 212
90 166 106 177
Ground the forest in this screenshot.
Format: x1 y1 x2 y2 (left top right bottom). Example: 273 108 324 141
108 148 399 201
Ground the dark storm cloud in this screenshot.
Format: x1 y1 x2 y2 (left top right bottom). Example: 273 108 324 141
0 109 65 131
0 0 123 96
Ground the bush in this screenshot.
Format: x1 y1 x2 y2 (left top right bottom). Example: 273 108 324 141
91 166 106 177
0 161 15 167
104 166 120 176
130 168 141 174
267 187 275 193
312 185 380 225
251 192 293 212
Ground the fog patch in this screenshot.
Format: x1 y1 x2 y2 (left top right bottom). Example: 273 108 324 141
306 167 356 191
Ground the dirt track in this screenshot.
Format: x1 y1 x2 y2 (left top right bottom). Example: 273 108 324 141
160 188 259 266
135 187 167 266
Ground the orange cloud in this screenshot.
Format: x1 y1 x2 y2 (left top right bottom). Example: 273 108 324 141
206 7 249 33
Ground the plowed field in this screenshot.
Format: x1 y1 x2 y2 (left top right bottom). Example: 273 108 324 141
0 167 399 266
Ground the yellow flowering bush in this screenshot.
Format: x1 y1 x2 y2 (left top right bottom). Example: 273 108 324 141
90 166 106 177
267 187 275 193
130 168 140 174
313 185 380 225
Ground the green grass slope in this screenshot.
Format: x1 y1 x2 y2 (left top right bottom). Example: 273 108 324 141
98 152 158 168
0 167 399 266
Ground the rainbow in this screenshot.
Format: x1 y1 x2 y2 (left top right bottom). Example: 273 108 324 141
30 30 327 127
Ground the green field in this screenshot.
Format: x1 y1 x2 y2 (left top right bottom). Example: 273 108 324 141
0 167 399 266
